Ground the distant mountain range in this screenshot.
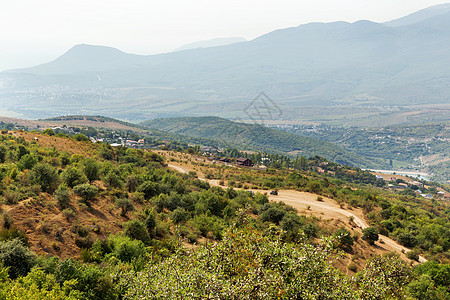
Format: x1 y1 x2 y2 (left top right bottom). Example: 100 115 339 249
384 3 450 26
1 4 450 120
174 37 246 51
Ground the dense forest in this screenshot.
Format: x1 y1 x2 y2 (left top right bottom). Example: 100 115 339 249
0 130 448 299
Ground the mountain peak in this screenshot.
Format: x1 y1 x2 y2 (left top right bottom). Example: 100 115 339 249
18 44 141 75
385 3 450 27
63 44 126 57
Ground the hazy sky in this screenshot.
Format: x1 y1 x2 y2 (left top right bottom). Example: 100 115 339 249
0 0 448 71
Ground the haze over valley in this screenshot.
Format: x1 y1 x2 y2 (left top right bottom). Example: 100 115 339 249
1 4 450 123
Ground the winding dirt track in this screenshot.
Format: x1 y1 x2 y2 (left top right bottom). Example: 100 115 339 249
168 163 427 263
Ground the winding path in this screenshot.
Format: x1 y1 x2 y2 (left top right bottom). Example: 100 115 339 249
168 163 427 263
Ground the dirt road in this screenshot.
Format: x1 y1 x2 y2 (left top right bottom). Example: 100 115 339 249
168 163 427 263
271 190 426 263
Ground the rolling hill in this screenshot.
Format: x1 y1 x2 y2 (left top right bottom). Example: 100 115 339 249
141 116 386 168
1 4 450 120
9 114 384 169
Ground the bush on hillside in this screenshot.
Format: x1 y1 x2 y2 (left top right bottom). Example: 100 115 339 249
0 238 35 279
362 227 379 245
82 158 100 182
28 163 60 193
61 166 88 188
73 184 98 205
72 134 89 142
116 198 134 217
54 184 71 209
123 220 150 244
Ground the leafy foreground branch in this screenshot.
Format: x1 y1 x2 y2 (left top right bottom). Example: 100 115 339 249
121 215 411 300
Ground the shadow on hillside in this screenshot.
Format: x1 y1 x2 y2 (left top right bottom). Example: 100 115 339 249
87 206 108 220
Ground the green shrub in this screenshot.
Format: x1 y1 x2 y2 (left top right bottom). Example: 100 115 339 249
406 249 420 261
103 170 123 189
59 152 71 167
28 163 60 193
348 262 357 272
42 129 55 136
0 227 29 245
123 220 150 244
130 192 145 204
259 207 286 224
138 181 160 199
0 145 6 163
56 132 69 138
73 134 89 141
396 231 418 248
73 184 98 205
108 235 147 263
54 258 117 299
145 212 156 234
280 213 304 241
2 212 13 229
407 274 447 300
334 227 354 252
98 143 114 160
61 166 88 188
62 208 76 220
17 154 37 170
125 174 140 193
254 192 269 205
358 255 411 299
362 227 379 245
54 184 71 209
171 207 190 224
74 226 90 238
122 222 411 299
116 198 134 217
2 190 19 204
0 238 35 279
0 268 79 299
302 223 318 238
82 158 100 182
75 236 93 249
186 233 198 243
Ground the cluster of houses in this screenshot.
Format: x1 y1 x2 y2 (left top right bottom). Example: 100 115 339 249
200 146 254 167
110 139 145 148
200 146 218 153
207 156 254 167
46 126 148 149
236 157 253 167
376 174 450 200
51 126 75 133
